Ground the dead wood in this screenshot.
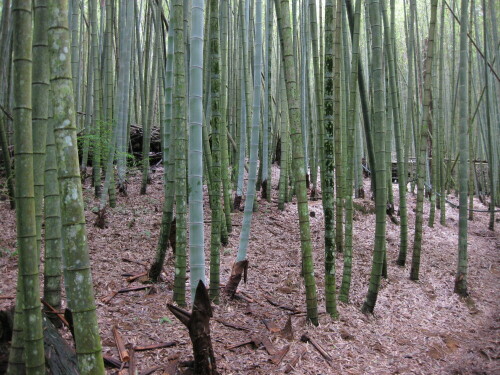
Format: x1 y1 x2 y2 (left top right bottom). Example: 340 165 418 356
224 260 248 298
126 272 148 283
42 315 79 375
270 344 290 365
167 281 218 375
264 294 302 313
41 299 68 328
126 344 136 375
102 291 119 304
0 296 14 300
118 285 151 293
214 318 251 331
252 335 277 355
225 338 255 350
103 354 126 369
113 325 130 362
300 334 333 367
284 347 307 373
134 341 176 351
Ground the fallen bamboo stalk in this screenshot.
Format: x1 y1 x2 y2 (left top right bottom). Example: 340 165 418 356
126 272 148 283
112 325 130 363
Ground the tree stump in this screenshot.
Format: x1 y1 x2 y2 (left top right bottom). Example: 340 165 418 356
167 281 218 375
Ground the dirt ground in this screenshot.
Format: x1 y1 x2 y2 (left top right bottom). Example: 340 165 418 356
1 166 499 375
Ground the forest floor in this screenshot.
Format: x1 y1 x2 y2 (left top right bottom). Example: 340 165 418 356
0 165 499 375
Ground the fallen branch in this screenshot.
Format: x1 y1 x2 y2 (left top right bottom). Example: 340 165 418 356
134 341 176 351
300 334 333 367
118 285 151 293
214 318 251 332
41 299 70 328
225 338 255 351
264 294 302 313
0 295 14 300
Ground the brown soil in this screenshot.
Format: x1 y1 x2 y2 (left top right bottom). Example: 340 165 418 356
0 166 499 375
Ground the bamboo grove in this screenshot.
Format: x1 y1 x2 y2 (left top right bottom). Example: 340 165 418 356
0 0 498 373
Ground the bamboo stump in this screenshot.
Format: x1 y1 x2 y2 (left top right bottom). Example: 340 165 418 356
168 281 218 375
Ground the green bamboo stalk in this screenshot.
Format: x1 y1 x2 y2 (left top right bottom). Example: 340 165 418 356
236 0 263 263
483 0 495 230
278 69 289 211
381 0 408 264
48 1 105 371
340 0 362 304
149 17 175 283
361 0 387 315
90 0 102 197
172 0 188 307
32 0 49 255
323 0 338 318
11 1 45 372
188 0 206 303
208 0 223 303
275 0 318 326
411 0 439 281
219 0 233 233
43 92 63 313
0 0 14 209
454 0 470 296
